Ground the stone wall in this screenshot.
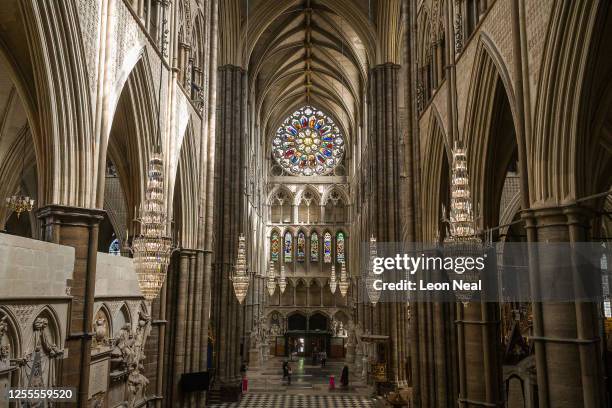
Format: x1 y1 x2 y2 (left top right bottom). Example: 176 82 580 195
0 233 74 298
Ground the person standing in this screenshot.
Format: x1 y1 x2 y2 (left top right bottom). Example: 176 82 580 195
340 365 349 387
287 362 293 385
282 360 288 383
321 350 327 368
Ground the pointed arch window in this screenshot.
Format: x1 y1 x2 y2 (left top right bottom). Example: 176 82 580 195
109 238 121 256
336 232 345 263
323 232 332 263
297 232 306 262
271 231 280 262
311 232 319 262
284 232 293 262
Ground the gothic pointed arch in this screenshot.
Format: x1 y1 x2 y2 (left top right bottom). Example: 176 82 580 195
105 55 159 232
19 0 95 207
172 120 199 249
462 35 521 228
532 1 612 203
421 107 450 242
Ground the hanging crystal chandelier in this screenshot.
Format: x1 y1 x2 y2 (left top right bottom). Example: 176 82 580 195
5 195 34 218
131 154 173 301
338 261 349 297
5 135 35 218
443 143 483 304
278 264 287 293
232 233 249 304
329 263 337 294
366 235 381 306
267 260 277 296
444 143 479 243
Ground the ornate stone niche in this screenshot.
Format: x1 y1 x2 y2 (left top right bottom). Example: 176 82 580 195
92 306 112 353
18 312 63 391
0 311 20 401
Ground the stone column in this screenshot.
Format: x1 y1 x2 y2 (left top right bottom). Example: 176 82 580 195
523 205 604 408
455 299 501 407
212 64 247 388
368 63 409 383
169 248 201 406
37 205 105 407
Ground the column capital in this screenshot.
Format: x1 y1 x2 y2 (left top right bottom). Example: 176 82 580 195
218 64 246 74
37 204 105 226
371 62 402 72
521 203 594 230
178 247 207 255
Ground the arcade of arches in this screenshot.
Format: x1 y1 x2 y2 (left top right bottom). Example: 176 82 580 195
0 0 611 407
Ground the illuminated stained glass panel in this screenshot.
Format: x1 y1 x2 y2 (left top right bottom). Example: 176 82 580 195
109 239 120 256
337 231 345 263
272 106 345 176
284 232 293 262
271 231 280 261
311 232 319 262
297 231 306 262
324 232 332 263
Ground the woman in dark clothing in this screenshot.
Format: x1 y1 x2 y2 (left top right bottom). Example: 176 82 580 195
287 363 293 385
282 360 288 382
340 365 349 387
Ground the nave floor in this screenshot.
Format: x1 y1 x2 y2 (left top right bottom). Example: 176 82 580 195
208 394 375 407
208 357 379 407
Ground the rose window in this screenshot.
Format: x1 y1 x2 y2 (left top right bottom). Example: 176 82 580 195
272 106 345 176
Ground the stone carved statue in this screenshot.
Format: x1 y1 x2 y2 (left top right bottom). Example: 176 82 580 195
110 310 152 408
111 324 134 372
249 312 273 365
92 309 109 349
331 318 348 338
270 322 281 336
270 312 284 337
351 321 364 354
338 322 346 337
348 321 367 376
17 317 63 396
128 311 151 407
250 312 271 349
0 315 10 370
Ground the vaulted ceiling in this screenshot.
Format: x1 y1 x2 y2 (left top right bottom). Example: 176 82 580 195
247 0 374 152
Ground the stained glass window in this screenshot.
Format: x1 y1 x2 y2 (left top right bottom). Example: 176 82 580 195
324 232 332 263
311 232 319 262
109 238 120 256
336 231 345 263
272 105 345 176
297 231 306 262
284 232 293 262
271 231 280 261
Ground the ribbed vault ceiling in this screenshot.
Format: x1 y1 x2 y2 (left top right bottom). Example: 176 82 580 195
247 0 373 153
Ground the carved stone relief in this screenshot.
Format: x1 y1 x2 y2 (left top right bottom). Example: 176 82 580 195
17 317 63 392
9 304 37 332
92 308 111 350
110 310 151 407
454 0 464 54
0 314 11 370
76 0 102 98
